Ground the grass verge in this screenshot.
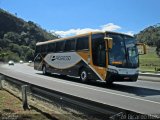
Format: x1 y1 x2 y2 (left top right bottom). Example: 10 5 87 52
0 90 53 120
139 46 160 72
1 80 93 120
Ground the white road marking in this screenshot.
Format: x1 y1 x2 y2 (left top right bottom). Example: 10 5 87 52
4 65 160 106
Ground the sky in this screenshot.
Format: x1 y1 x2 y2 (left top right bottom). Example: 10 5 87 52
0 0 160 37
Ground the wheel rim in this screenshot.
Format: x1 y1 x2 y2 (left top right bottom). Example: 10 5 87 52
43 67 46 74
81 71 87 81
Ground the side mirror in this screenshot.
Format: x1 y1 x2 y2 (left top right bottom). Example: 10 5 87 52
104 37 113 49
136 43 147 55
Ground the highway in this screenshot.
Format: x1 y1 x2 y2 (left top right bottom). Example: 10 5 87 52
0 63 160 115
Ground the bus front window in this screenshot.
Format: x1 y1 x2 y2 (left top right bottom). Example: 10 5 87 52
108 33 138 68
125 37 139 68
109 35 127 67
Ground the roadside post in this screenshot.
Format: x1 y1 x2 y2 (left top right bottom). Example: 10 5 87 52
21 85 29 110
0 75 4 90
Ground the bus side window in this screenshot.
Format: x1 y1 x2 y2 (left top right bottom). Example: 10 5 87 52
48 43 56 53
41 45 46 53
35 45 40 53
40 45 42 53
55 41 65 52
64 39 76 52
76 36 89 51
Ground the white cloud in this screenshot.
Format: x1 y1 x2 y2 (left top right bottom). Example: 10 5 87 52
124 31 134 36
54 28 98 37
101 23 121 31
51 23 121 37
51 23 134 37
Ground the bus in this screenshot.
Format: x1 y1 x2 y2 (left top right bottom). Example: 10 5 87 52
34 31 146 84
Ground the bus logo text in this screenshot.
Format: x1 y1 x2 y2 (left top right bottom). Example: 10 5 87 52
51 56 71 61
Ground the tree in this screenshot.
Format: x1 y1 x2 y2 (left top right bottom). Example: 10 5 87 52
0 38 11 48
0 53 9 57
9 43 23 57
136 24 160 46
156 40 160 57
0 8 58 62
3 32 21 44
25 49 34 61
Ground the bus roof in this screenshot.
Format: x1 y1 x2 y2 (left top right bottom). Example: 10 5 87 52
36 31 133 46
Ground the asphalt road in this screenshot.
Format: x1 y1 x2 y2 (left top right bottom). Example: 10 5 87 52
0 63 160 115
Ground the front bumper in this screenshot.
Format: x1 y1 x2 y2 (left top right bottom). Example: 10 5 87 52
106 71 138 82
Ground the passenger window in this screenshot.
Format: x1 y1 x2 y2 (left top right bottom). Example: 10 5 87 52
64 39 76 51
76 36 89 50
35 45 40 53
48 43 56 52
41 44 47 53
55 41 65 52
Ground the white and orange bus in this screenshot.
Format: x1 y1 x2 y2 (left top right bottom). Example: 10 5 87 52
34 31 146 84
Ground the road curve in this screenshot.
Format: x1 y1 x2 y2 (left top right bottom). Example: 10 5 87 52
0 63 160 115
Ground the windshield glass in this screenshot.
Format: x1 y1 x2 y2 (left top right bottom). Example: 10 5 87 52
108 34 127 67
107 33 139 68
125 37 139 68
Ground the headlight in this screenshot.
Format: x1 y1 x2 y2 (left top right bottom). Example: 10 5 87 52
135 70 139 74
107 68 118 74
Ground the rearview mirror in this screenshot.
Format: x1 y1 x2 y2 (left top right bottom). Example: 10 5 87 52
136 43 147 55
104 37 113 49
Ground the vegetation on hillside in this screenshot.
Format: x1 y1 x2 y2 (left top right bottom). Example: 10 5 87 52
135 23 160 57
0 8 58 62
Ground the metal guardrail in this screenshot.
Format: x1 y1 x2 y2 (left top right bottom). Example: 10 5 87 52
138 73 160 82
139 73 160 77
0 73 157 120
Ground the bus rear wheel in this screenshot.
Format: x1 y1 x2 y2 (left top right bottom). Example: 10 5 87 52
42 66 47 75
80 68 89 83
42 66 50 75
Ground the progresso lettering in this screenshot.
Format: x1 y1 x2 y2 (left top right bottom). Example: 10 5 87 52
51 56 71 61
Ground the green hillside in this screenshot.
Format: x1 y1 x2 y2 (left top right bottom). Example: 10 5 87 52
136 24 160 71
0 8 58 62
135 23 160 57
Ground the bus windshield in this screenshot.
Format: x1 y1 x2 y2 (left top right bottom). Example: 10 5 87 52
108 33 138 68
125 37 139 68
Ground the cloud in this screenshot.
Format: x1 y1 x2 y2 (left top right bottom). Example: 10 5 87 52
54 28 98 37
101 23 121 31
51 23 134 37
51 23 121 37
124 31 134 36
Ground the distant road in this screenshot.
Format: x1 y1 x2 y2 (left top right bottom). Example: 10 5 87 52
138 75 160 82
0 63 160 115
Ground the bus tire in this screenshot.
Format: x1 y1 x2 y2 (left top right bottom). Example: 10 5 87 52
61 75 67 78
80 68 89 83
106 80 113 86
42 66 47 75
42 65 51 75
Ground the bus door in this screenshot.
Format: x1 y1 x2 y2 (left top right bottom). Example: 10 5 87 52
34 45 45 70
91 34 108 80
34 53 43 70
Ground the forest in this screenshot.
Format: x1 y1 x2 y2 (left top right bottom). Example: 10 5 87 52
135 23 160 57
0 8 58 62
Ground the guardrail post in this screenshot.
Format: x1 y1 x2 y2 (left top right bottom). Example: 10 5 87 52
0 79 2 90
21 85 29 110
0 75 4 90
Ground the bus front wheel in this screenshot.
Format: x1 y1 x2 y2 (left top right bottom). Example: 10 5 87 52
80 68 89 83
105 80 113 86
